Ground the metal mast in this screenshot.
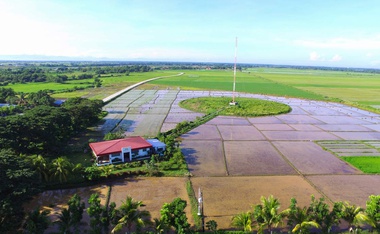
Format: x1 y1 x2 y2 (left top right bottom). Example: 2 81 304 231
231 37 238 105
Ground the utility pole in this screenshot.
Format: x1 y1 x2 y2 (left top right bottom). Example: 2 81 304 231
230 37 238 106
197 187 204 232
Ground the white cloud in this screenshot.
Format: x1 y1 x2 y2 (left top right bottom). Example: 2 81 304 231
310 51 323 61
295 36 380 50
330 54 342 62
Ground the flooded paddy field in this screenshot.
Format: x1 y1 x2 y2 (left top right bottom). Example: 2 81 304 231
29 89 380 230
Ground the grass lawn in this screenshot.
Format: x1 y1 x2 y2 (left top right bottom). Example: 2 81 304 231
341 156 380 174
179 96 291 117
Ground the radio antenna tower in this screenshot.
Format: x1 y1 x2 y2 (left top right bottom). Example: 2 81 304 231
230 37 238 106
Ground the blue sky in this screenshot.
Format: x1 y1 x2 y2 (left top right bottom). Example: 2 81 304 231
1 0 380 68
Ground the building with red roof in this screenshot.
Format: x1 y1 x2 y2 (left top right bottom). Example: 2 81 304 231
89 136 165 166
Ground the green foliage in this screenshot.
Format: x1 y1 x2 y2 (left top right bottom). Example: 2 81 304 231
23 207 50 234
252 195 285 234
231 212 253 232
180 97 291 117
87 193 118 234
0 149 39 233
206 220 218 232
307 196 341 233
340 201 376 230
366 195 380 230
160 197 190 233
341 157 380 174
84 165 102 180
68 194 85 233
55 208 72 234
103 129 125 141
285 197 320 234
112 196 151 233
50 157 74 183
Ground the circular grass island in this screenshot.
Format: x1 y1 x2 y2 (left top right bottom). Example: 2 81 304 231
179 97 291 117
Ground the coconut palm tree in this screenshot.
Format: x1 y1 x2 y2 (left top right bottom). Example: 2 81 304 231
253 195 286 234
340 201 375 232
50 157 73 183
31 155 50 182
23 207 50 234
289 206 320 233
55 208 72 234
285 198 320 234
111 196 151 234
231 211 253 232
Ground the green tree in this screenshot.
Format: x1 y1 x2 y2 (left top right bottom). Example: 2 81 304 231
340 201 375 231
206 220 218 233
94 77 102 88
112 196 150 234
0 149 39 232
87 193 118 234
55 208 72 234
27 90 55 107
152 217 169 234
160 197 190 233
307 196 342 233
50 157 73 183
30 155 50 182
366 195 380 230
67 194 85 233
23 207 50 234
252 195 285 234
231 211 253 232
285 198 320 234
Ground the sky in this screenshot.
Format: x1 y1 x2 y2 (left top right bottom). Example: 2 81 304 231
1 0 380 68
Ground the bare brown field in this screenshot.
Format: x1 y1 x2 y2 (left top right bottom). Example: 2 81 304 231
25 185 109 233
109 177 192 222
191 176 324 230
307 175 380 207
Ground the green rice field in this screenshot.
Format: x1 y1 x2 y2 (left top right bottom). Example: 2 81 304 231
341 157 380 174
151 68 380 111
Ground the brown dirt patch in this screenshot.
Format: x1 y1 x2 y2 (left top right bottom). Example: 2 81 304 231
109 177 192 222
307 175 380 207
191 176 324 230
24 185 109 233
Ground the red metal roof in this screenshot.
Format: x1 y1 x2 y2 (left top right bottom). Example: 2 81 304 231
89 136 152 156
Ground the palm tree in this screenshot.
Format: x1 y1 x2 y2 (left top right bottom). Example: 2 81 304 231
51 157 73 183
285 198 320 234
55 208 72 234
31 155 50 182
289 206 320 233
340 201 375 232
111 196 151 234
23 207 50 234
153 217 169 234
253 195 286 234
231 211 253 232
